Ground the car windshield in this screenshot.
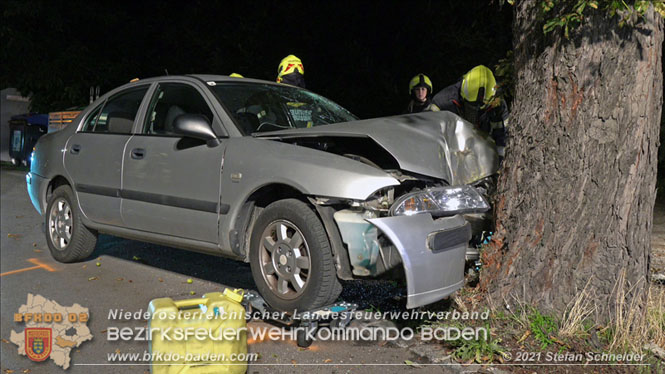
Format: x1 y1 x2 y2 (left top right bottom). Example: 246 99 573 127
211 83 357 135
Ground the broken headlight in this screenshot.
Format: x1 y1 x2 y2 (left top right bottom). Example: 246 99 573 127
390 185 490 217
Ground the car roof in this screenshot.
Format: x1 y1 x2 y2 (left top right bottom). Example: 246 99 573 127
190 74 278 85
115 75 282 88
94 75 290 107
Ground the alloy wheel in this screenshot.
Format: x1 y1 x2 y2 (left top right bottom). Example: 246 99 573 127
258 219 312 300
48 198 72 250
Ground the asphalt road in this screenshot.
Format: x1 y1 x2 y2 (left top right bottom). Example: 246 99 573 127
0 168 449 374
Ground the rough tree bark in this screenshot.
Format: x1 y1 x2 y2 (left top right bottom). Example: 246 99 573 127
480 3 663 321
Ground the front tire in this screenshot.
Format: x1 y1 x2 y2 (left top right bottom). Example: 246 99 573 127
45 185 97 262
249 199 341 311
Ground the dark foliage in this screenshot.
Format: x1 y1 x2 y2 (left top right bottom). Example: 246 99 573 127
0 0 512 117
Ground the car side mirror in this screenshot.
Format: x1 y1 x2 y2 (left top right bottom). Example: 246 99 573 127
173 114 220 147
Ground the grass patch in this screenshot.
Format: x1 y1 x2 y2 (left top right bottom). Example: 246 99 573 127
462 276 665 370
559 279 597 339
450 323 508 363
527 308 558 349
492 275 665 358
645 285 665 349
607 270 665 354
421 319 508 364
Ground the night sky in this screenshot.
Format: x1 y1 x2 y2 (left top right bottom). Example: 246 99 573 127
1 0 512 118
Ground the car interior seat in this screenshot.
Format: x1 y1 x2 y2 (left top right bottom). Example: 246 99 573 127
107 111 134 134
163 105 185 134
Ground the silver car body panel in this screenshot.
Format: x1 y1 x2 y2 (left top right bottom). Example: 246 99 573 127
28 123 77 214
83 221 223 257
120 136 226 243
26 172 49 215
217 137 400 252
221 137 399 200
257 110 499 185
64 133 131 226
367 214 468 309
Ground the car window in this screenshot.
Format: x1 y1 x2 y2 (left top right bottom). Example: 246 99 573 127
81 104 103 132
143 83 214 135
81 86 148 134
210 83 357 135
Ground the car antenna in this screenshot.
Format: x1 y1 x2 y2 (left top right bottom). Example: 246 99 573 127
164 69 169 76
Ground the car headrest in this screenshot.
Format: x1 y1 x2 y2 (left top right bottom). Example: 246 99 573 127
164 105 185 133
107 111 134 134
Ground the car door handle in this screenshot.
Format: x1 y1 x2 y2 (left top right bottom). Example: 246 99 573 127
70 144 81 154
131 148 145 160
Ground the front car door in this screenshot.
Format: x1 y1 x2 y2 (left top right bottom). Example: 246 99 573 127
121 81 226 243
64 85 150 226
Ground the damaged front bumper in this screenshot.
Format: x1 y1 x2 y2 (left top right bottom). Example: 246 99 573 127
367 214 470 309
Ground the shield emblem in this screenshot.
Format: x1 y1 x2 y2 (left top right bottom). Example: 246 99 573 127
33 338 44 354
25 328 52 362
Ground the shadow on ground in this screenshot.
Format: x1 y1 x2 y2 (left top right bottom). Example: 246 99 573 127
89 234 411 312
90 235 256 289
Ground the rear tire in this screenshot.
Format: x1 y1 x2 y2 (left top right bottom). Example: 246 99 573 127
45 185 97 263
249 199 341 311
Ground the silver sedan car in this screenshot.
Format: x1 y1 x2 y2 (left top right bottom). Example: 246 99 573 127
27 75 498 311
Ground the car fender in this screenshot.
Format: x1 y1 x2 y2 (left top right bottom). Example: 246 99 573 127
222 137 399 201
28 125 78 214
219 137 399 252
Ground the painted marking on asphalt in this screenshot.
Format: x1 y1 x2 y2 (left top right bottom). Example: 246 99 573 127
0 258 57 276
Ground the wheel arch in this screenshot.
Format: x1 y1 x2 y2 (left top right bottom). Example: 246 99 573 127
45 175 73 211
246 183 307 208
229 182 352 280
229 183 308 259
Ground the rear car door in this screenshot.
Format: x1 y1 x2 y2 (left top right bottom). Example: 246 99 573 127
120 82 226 243
64 86 150 225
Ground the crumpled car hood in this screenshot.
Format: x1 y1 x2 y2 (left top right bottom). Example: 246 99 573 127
255 111 499 185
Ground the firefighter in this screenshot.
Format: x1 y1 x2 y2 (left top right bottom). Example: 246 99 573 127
276 55 306 88
405 74 440 113
432 65 509 156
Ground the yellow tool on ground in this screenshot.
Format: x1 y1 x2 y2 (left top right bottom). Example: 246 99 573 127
148 288 247 374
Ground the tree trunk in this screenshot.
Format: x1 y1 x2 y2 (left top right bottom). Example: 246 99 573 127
480 3 663 322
